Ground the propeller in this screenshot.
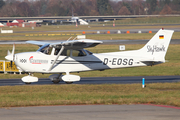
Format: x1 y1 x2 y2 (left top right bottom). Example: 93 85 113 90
5 44 15 61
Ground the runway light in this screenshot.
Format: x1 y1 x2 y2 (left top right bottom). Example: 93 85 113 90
142 78 145 88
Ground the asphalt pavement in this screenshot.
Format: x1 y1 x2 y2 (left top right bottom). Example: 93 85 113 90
0 76 180 86
0 104 179 120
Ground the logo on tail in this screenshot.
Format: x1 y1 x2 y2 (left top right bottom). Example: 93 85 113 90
147 45 166 55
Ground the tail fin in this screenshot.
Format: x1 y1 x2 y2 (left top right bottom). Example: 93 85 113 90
139 29 174 62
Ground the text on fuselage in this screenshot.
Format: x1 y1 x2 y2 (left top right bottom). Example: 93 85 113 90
103 58 133 65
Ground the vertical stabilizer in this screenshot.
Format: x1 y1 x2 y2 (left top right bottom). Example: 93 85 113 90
139 29 174 61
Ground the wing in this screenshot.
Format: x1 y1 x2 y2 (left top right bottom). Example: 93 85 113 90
27 39 103 49
50 39 103 49
26 40 49 47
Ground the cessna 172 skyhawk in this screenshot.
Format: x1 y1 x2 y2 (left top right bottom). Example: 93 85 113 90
5 29 174 84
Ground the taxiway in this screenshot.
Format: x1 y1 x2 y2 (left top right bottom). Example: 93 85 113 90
0 76 180 86
0 104 180 120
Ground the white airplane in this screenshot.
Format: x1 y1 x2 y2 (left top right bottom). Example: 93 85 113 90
64 8 89 25
5 29 174 84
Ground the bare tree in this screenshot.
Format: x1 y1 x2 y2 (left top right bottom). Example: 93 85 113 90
160 4 172 15
17 2 32 17
118 6 131 15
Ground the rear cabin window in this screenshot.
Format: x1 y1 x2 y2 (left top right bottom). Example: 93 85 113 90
72 50 86 57
54 48 70 56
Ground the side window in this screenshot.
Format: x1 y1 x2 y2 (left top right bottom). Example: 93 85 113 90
86 50 93 55
46 47 53 55
54 48 60 55
72 50 86 57
54 48 70 56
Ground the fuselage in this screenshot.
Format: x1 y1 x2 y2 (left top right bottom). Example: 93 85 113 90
14 49 153 74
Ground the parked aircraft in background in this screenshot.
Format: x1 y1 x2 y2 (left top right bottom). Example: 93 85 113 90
63 16 89 25
63 8 89 25
5 29 174 84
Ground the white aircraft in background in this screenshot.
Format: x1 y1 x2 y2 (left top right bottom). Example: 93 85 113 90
64 16 89 25
64 8 89 25
5 29 174 84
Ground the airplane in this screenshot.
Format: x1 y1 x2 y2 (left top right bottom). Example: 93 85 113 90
61 15 89 25
62 8 89 25
5 29 174 84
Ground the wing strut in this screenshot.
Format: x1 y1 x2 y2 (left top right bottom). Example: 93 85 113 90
48 46 65 71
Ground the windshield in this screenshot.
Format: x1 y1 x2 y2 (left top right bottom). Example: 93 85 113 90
37 44 52 55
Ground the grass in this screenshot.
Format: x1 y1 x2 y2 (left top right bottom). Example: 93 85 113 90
0 83 180 107
0 29 180 41
0 27 178 40
1 16 180 41
86 32 180 40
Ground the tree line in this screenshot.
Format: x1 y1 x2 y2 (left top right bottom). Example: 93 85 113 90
0 0 180 17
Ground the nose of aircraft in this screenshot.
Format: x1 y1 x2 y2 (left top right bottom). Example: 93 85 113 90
5 54 16 62
5 54 13 61
5 44 15 61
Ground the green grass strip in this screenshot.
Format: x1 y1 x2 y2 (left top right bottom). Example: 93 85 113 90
0 83 180 108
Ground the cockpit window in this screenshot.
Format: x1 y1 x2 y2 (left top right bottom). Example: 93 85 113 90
37 44 52 55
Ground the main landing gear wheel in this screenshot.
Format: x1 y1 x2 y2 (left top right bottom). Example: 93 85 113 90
49 74 62 84
65 82 73 84
25 82 31 84
52 80 60 84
